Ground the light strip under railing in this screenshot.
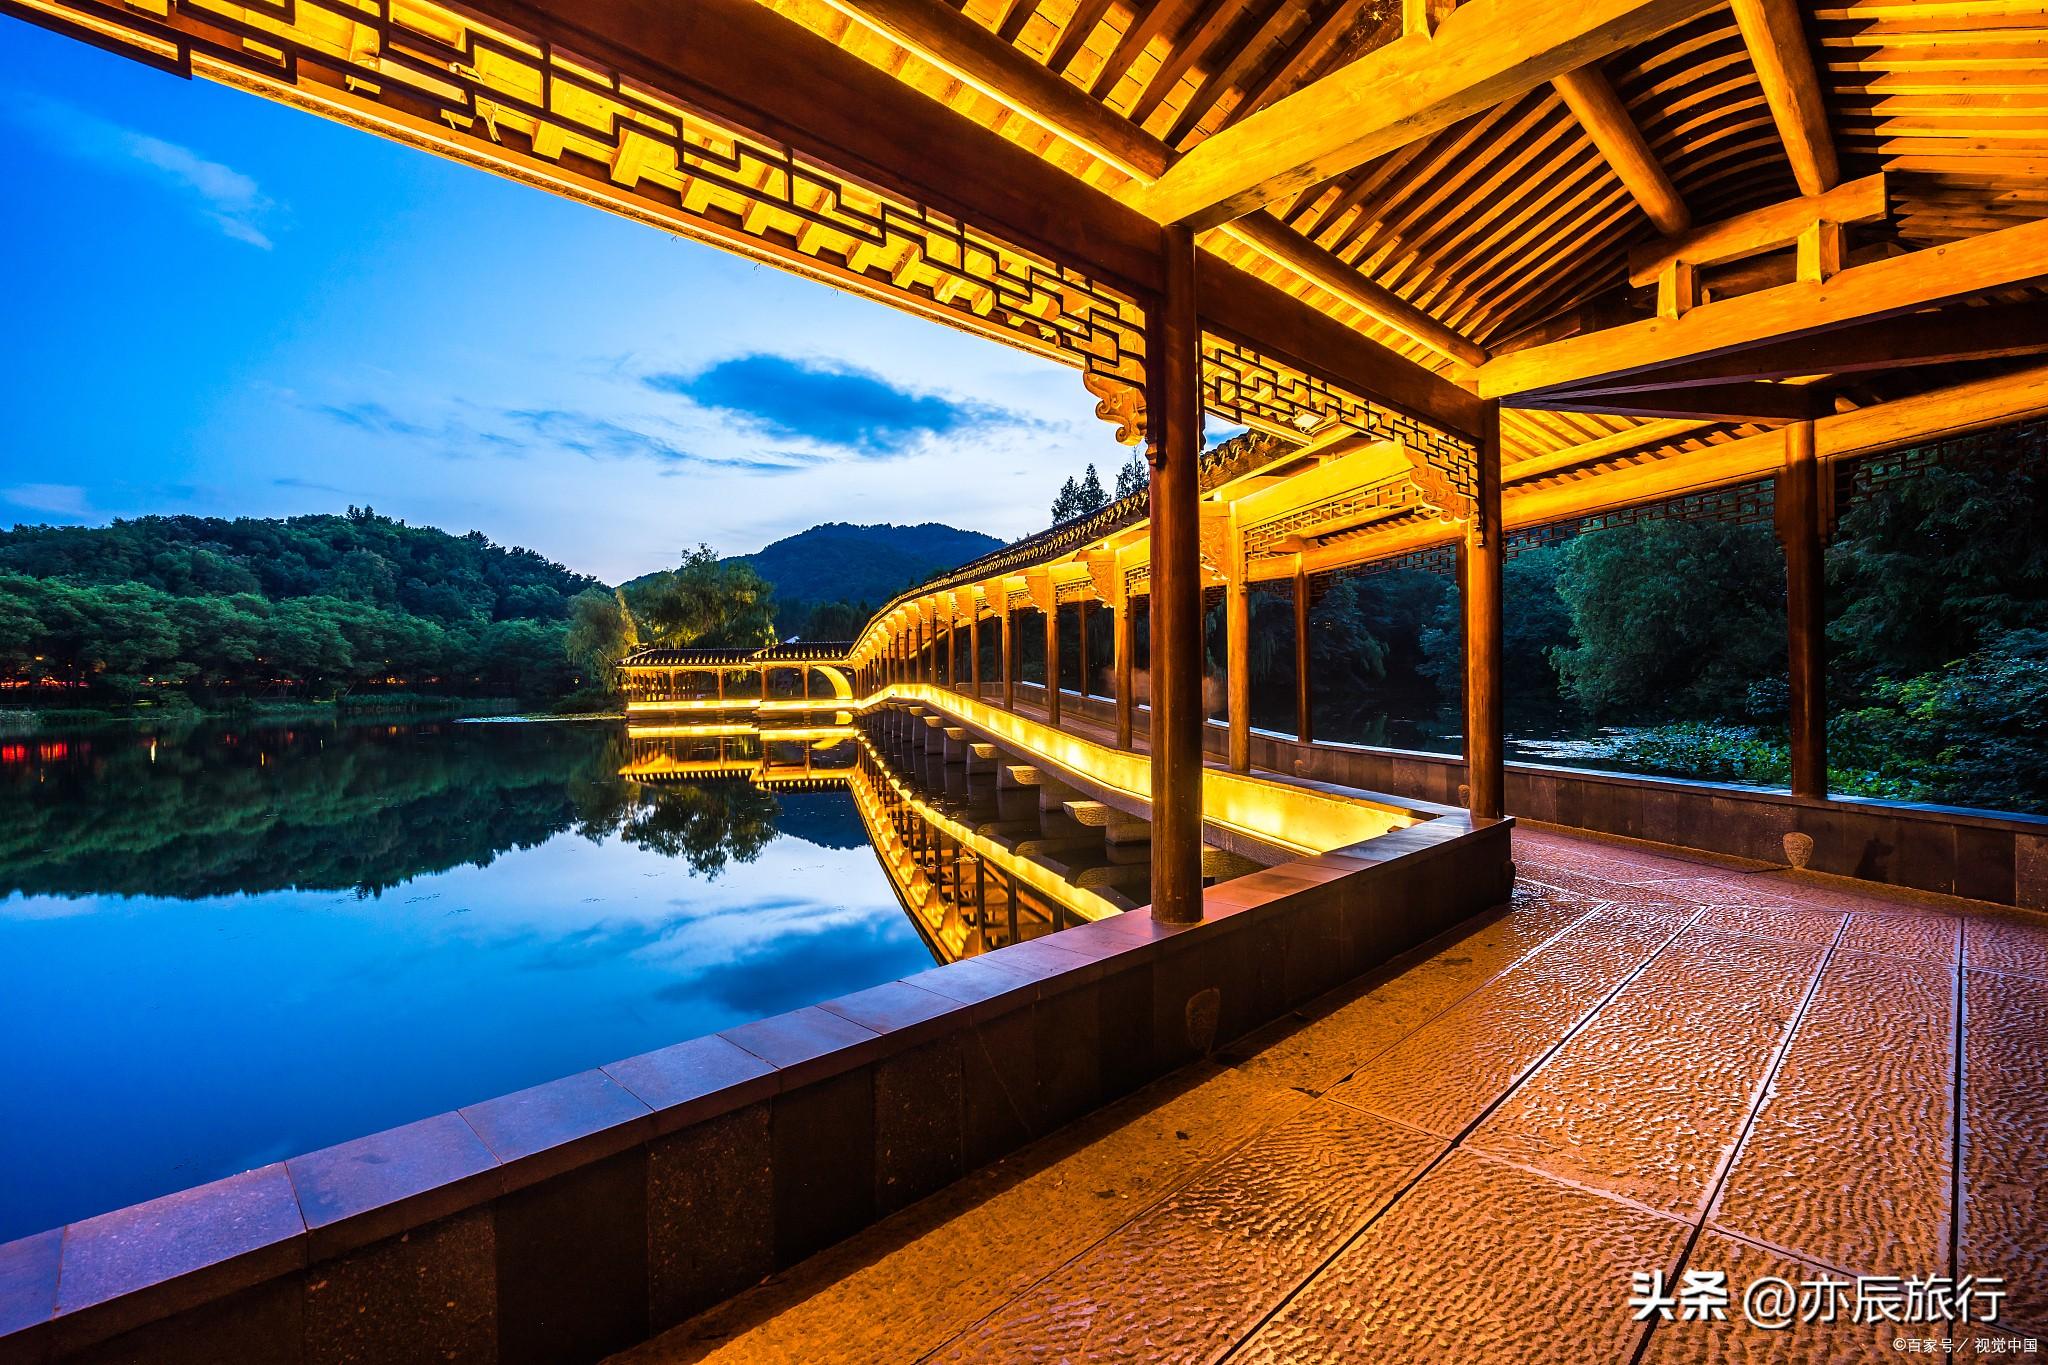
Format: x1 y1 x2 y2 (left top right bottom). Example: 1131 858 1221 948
857 683 1416 855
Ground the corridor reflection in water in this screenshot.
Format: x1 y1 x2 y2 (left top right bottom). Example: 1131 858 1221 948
0 717 932 1242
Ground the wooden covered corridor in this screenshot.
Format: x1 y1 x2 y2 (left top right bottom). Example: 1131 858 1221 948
6 0 2047 1360
13 0 2048 922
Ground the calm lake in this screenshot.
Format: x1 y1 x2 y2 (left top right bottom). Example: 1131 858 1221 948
0 717 933 1243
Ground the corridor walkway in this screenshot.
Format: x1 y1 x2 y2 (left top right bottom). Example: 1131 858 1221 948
615 828 2047 1364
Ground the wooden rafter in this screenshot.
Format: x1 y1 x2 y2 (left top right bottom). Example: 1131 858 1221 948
1552 64 1690 234
1220 215 1491 370
1124 0 1721 229
1232 0 1388 119
1730 0 1838 196
1047 0 1117 73
1127 0 1244 128
1089 0 1196 100
816 0 1170 177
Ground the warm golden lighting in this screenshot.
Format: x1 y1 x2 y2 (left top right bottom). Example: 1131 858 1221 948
859 684 1416 853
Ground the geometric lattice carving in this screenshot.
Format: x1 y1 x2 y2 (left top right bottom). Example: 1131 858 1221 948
1508 479 1778 559
1202 335 1479 506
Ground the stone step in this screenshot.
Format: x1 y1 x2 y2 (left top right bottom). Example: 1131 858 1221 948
1063 799 1150 843
1202 846 1263 879
1014 833 1102 859
1074 862 1149 891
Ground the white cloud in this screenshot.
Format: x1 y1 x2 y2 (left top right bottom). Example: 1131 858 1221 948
3 483 92 517
7 93 277 248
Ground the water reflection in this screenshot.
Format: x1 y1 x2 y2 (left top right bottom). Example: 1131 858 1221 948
0 716 929 1242
621 720 1126 961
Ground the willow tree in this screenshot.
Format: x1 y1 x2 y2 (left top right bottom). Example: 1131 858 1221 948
631 546 778 650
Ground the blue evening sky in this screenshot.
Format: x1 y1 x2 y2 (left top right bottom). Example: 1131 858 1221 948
0 17 1143 582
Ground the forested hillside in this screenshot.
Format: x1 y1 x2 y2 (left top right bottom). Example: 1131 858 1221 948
0 508 599 700
725 522 1001 636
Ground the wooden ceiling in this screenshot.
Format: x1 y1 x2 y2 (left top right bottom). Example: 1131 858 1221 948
770 0 2048 476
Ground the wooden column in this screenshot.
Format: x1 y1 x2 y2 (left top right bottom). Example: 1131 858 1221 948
760 664 770 702
1114 594 1134 749
1001 600 1015 710
1077 599 1092 699
969 611 982 699
1225 518 1251 773
1044 600 1062 726
920 614 932 685
1149 225 1205 924
1780 419 1828 798
1462 401 1505 821
939 615 951 689
1293 559 1313 747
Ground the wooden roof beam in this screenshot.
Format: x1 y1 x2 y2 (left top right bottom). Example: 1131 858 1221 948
814 0 1171 179
1627 173 1885 287
1124 0 1719 230
1548 301 2048 396
1729 0 1839 196
1307 361 2048 573
1503 418 1716 482
1479 214 2048 399
1220 215 1491 370
1552 65 1689 236
1196 258 1490 438
1517 380 1826 422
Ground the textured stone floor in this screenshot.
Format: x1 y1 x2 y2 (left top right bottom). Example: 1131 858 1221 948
613 828 2048 1364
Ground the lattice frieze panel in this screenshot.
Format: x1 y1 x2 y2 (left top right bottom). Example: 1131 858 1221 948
1319 541 1460 582
1508 480 1778 559
13 0 1146 390
1201 337 1478 505
1241 477 1422 556
1835 418 2042 521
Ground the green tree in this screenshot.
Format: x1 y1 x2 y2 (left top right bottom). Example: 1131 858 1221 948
798 599 873 640
1076 464 1108 515
564 587 640 691
1418 544 1574 701
1114 449 1148 499
1550 519 1786 720
1049 476 1082 525
631 546 778 650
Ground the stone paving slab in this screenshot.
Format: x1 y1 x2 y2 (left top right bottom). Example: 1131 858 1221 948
926 1102 1440 1364
1331 906 1696 1138
614 831 2048 1365
1711 949 1957 1277
1470 927 1827 1221
1960 968 2048 1337
1230 1148 1688 1365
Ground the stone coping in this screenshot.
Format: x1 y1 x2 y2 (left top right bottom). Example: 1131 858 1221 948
0 806 1506 1364
992 678 2048 836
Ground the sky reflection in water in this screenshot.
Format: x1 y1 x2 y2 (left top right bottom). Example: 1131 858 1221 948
0 718 929 1241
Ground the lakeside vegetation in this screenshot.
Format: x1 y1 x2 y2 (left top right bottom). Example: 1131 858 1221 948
0 512 982 719
6 427 2042 813
1205 426 2047 814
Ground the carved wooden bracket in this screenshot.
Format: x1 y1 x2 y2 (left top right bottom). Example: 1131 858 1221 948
1083 371 1147 446
1084 550 1120 606
1400 440 1475 524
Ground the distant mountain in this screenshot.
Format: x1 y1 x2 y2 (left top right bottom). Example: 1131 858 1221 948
725 522 1002 610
